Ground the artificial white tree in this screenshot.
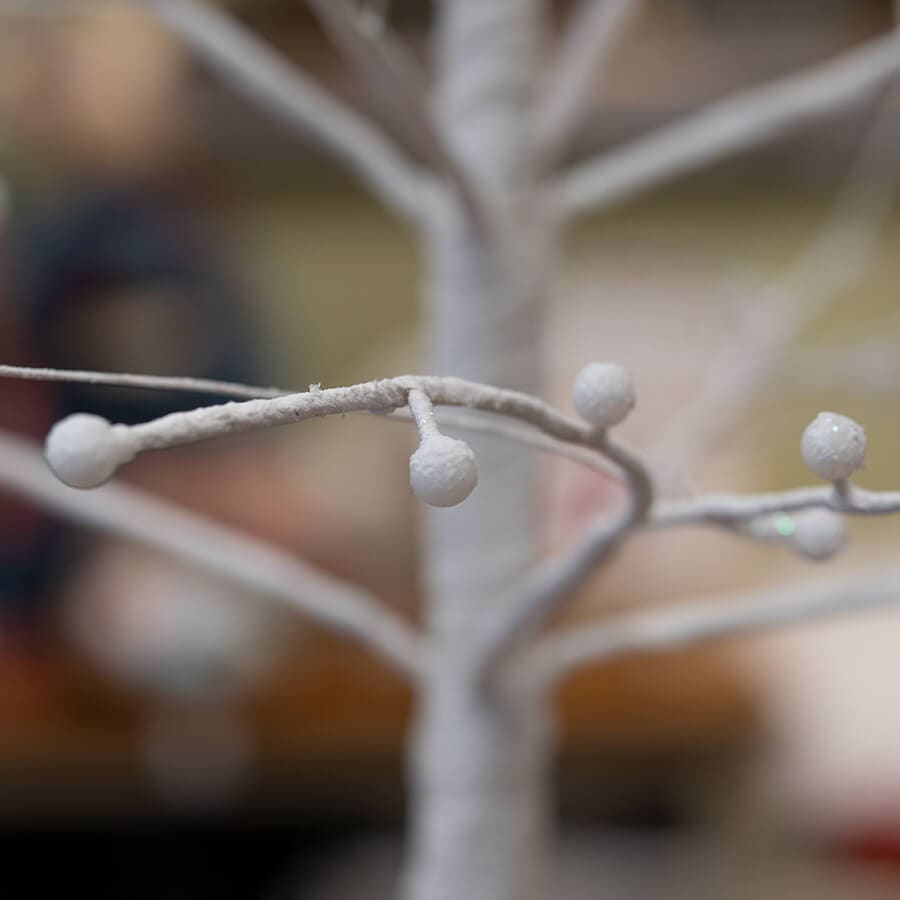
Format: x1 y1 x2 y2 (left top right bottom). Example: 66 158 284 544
5 2 900 899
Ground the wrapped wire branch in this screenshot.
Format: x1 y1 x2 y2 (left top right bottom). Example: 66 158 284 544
531 570 900 685
38 372 636 492
13 362 900 686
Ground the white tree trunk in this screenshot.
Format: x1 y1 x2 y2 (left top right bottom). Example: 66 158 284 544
406 3 556 898
405 669 553 900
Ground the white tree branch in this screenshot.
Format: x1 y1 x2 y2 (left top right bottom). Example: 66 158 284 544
0 363 627 483
43 374 629 474
557 29 900 217
25 365 649 676
499 430 900 661
132 0 427 221
26 364 900 684
536 0 641 167
468 414 900 676
0 429 423 677
532 570 900 683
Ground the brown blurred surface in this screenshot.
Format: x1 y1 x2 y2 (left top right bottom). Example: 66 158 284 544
0 625 756 822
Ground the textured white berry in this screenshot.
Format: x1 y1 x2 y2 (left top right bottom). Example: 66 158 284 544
790 509 848 561
409 435 478 507
44 414 136 489
572 362 635 428
800 411 866 481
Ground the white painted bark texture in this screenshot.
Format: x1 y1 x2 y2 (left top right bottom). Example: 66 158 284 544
407 2 556 898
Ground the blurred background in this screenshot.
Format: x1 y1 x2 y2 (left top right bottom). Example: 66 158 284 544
1 0 900 897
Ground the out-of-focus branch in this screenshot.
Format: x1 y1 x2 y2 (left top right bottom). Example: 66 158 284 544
532 570 900 683
787 334 900 393
648 82 900 490
536 0 641 167
304 0 486 232
0 430 424 677
25 363 900 683
557 29 900 217
132 0 427 221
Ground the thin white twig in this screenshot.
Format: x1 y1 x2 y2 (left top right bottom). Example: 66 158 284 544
132 0 427 221
558 29 900 217
0 430 423 676
537 0 641 167
30 363 900 672
0 364 285 400
532 570 900 683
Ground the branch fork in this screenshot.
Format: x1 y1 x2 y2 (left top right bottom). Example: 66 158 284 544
5 360 900 687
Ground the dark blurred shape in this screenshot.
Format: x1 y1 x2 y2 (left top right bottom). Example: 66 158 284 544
14 187 264 424
0 298 60 624
0 186 268 628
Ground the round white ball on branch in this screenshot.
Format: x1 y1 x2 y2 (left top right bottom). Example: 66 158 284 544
790 508 848 561
45 413 136 489
409 434 478 507
572 362 635 428
800 411 866 481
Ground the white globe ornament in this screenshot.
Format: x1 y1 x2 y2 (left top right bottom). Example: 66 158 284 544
44 413 136 488
409 434 478 507
790 508 848 561
572 362 636 428
800 411 866 482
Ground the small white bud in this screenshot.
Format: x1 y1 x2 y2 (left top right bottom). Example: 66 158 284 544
789 509 848 561
44 413 136 489
572 362 636 428
409 434 478 507
800 411 866 481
